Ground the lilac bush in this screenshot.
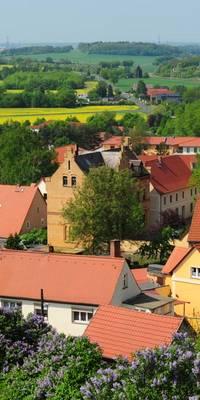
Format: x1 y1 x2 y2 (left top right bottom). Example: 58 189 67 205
81 333 200 400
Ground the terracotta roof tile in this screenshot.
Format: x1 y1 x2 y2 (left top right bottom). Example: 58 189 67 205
131 268 148 284
162 246 192 274
188 197 200 243
147 88 174 97
143 155 195 193
0 184 39 238
0 250 125 305
85 305 183 360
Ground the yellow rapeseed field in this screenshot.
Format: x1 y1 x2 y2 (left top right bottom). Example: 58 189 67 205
0 105 139 124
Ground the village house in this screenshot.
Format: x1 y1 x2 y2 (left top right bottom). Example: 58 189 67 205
0 246 176 337
0 183 47 239
46 144 150 251
147 88 181 104
143 136 200 155
140 154 197 228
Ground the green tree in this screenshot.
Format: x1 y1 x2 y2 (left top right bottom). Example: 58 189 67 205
0 127 57 184
63 166 144 254
107 84 114 98
135 65 143 78
136 80 147 97
139 226 176 264
5 234 24 250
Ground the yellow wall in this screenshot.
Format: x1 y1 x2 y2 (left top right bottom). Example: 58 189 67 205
46 149 85 250
164 248 200 318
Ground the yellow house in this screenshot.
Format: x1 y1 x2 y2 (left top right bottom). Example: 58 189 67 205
162 246 200 326
46 144 150 251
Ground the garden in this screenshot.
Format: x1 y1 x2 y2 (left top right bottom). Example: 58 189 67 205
0 308 200 399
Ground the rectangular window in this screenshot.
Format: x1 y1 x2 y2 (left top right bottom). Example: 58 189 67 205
71 176 77 187
34 303 48 319
175 207 179 214
182 191 184 199
163 196 166 206
63 176 68 187
190 203 193 213
2 300 22 310
26 221 31 229
195 188 198 195
68 160 71 170
72 309 93 324
191 267 200 279
176 193 178 201
170 195 172 203
191 188 193 196
123 273 128 289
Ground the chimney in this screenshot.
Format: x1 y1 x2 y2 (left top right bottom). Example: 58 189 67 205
110 240 121 257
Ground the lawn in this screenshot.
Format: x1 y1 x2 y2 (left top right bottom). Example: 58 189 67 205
76 81 97 95
0 104 139 124
116 77 200 91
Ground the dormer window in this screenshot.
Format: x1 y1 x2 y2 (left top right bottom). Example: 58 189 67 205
123 273 128 289
71 176 77 187
63 176 68 187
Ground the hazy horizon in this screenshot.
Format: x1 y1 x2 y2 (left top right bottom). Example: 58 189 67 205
1 0 200 45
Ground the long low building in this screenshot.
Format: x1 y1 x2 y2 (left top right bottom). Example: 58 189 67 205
0 248 177 337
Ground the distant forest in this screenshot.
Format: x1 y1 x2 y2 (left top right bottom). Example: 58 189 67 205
1 45 73 56
78 41 200 57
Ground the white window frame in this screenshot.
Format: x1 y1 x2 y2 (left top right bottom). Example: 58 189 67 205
2 300 22 310
72 309 93 324
191 267 200 279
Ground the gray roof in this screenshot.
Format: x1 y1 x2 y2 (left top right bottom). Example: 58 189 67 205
75 152 105 173
123 291 174 311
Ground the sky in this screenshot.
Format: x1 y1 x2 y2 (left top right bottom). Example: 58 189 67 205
1 0 200 44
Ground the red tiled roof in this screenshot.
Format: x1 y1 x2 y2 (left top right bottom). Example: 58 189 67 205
144 155 195 193
144 136 199 147
30 120 53 130
55 145 85 164
162 246 192 274
85 305 183 360
188 197 200 243
147 88 174 97
0 250 125 304
0 184 39 238
102 136 123 147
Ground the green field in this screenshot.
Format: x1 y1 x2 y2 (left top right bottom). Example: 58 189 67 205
5 49 157 73
116 76 200 91
0 104 139 124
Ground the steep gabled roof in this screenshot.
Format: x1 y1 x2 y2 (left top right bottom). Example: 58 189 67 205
162 246 192 274
0 250 125 305
84 305 183 360
188 197 200 243
143 155 194 193
0 184 40 238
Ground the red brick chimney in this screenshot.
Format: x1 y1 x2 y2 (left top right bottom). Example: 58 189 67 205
110 240 121 257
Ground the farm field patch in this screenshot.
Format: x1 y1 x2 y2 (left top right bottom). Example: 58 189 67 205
6 50 157 73
116 77 200 91
0 104 139 124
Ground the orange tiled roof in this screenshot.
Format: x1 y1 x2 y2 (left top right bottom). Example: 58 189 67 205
162 246 192 274
0 250 125 305
102 136 123 147
144 136 199 147
85 305 183 360
188 197 200 243
0 184 39 238
131 268 148 284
